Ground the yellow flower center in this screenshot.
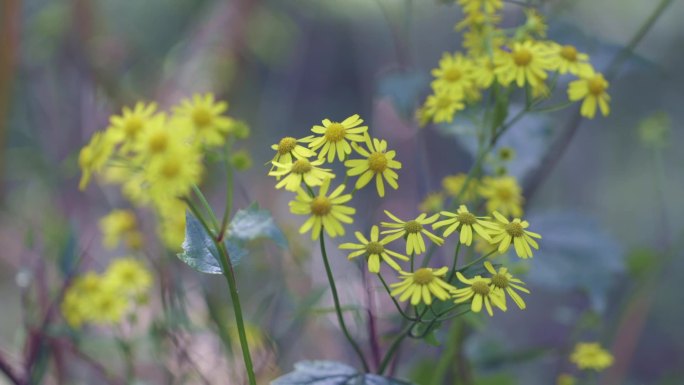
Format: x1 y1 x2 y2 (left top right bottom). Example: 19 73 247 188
513 48 532 66
291 159 312 174
457 212 476 225
435 95 452 109
368 152 388 173
588 76 606 96
496 186 513 201
404 220 423 234
504 222 524 237
124 117 144 137
324 123 346 142
277 137 297 155
560 45 578 62
472 280 490 295
192 107 213 127
147 131 168 153
366 241 384 255
310 196 332 216
413 268 434 285
491 273 509 288
444 68 462 82
161 158 181 178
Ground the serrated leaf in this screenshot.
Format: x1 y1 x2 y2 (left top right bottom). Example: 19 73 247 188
177 211 245 274
271 361 414 385
228 202 287 248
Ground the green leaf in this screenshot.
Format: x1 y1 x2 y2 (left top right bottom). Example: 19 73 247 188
228 202 287 248
271 361 414 385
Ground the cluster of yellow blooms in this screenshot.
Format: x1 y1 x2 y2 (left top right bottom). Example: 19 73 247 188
61 258 152 328
267 115 540 317
78 94 249 249
557 342 614 384
418 0 610 123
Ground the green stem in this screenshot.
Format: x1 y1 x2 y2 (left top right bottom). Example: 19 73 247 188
192 185 219 230
378 273 418 321
218 145 234 241
319 231 370 372
447 242 462 283
115 337 134 384
377 324 413 374
458 249 498 272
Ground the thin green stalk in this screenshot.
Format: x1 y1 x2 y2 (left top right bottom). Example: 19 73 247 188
378 324 413 374
458 249 498 272
115 337 134 384
218 145 234 241
447 242 462 283
378 273 418 322
319 231 370 372
192 185 219 230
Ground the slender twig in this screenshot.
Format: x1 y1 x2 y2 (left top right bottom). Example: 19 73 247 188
458 249 498 272
377 273 418 321
217 143 234 242
446 242 462 284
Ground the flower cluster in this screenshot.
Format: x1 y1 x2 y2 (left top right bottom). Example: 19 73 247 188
61 258 152 328
78 93 249 249
418 0 610 122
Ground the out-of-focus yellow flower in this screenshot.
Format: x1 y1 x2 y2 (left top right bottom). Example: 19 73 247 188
423 89 465 124
145 144 203 202
478 175 524 217
453 272 506 316
442 173 479 202
568 70 610 118
390 267 456 306
433 205 496 246
108 102 158 150
289 179 355 240
173 93 235 147
230 149 253 171
431 53 476 95
471 56 498 89
157 200 188 250
381 211 443 255
483 261 529 309
269 157 335 192
457 0 503 15
345 135 402 197
308 114 368 162
418 192 444 214
339 225 408 273
495 40 553 88
488 211 541 259
104 257 153 297
99 209 138 249
133 113 193 159
570 342 614 371
556 373 576 385
78 131 116 190
548 43 593 76
521 8 548 38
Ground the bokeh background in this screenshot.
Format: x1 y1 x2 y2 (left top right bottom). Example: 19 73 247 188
1 0 683 384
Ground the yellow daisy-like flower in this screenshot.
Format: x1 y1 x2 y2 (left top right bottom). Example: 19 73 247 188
381 211 444 255
270 136 316 165
457 0 503 15
570 342 614 371
522 8 547 38
344 135 402 197
78 130 116 190
431 53 475 95
108 102 158 148
104 257 153 297
488 211 541 258
289 179 355 240
308 114 368 162
568 71 610 119
133 113 193 159
453 272 506 316
145 144 203 202
339 225 409 273
99 210 138 249
172 93 235 147
478 176 524 217
269 157 335 191
432 205 497 245
89 286 130 324
389 267 456 306
472 55 497 89
548 43 593 76
61 272 103 327
423 89 465 124
442 173 479 201
483 261 529 309
418 192 444 214
495 40 553 88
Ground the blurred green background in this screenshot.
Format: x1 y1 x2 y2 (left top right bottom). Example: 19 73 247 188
1 0 683 384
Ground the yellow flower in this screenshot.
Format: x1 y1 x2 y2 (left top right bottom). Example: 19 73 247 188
457 0 503 15
344 135 402 197
157 200 188 250
145 144 203 202
471 55 497 89
442 173 479 201
488 211 541 258
556 374 576 385
133 113 193 159
548 43 593 76
418 192 444 214
453 272 506 316
570 342 614 371
339 226 408 273
431 53 475 95
495 40 553 88
270 136 316 165
381 211 444 255
521 8 547 38
389 267 456 306
99 210 138 249
483 261 529 309
108 101 158 149
308 114 368 162
478 176 524 217
568 71 610 118
173 93 235 147
89 286 129 324
432 205 497 245
423 89 465 124
104 257 153 297
269 157 335 191
78 131 116 190
61 272 102 327
289 179 355 240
